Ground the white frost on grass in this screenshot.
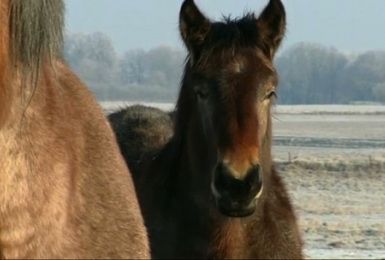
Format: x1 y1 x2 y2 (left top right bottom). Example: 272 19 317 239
274 105 385 115
306 249 385 259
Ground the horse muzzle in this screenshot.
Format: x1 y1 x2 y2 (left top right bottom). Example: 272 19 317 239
211 162 263 217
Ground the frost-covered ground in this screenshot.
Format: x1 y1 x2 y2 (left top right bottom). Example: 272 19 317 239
278 161 385 259
102 102 385 259
274 105 385 115
272 106 385 259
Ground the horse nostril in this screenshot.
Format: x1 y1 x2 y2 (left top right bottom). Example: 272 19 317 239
214 163 262 196
214 163 233 190
245 164 261 186
212 163 263 217
244 164 263 196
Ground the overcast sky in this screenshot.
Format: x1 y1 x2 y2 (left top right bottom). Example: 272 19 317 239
65 0 385 55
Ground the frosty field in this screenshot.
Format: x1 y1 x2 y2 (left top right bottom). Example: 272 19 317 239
272 107 385 259
102 102 385 259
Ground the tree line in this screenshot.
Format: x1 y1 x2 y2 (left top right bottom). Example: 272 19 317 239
64 32 385 104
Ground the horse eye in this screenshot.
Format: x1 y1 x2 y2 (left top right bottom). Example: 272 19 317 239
265 90 277 100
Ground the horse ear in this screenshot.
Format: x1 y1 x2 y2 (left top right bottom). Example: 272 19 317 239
256 0 286 58
179 0 211 52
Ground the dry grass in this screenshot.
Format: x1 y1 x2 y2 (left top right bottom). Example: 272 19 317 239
277 160 385 252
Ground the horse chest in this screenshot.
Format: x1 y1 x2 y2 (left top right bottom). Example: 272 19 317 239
0 133 31 210
0 134 36 256
0 132 72 258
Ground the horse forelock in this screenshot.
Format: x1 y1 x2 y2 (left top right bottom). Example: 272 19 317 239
192 13 270 69
10 0 64 71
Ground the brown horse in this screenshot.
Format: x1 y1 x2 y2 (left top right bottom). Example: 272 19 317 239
111 0 303 258
109 105 173 175
0 0 149 258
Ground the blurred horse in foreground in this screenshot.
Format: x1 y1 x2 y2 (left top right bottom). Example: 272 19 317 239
0 0 149 258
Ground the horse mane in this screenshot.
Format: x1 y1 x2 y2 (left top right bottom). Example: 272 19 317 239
10 0 64 70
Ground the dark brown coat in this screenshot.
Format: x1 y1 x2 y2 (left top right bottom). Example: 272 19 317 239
112 0 303 258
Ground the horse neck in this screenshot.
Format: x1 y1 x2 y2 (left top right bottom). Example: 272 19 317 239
0 63 53 130
208 217 250 258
